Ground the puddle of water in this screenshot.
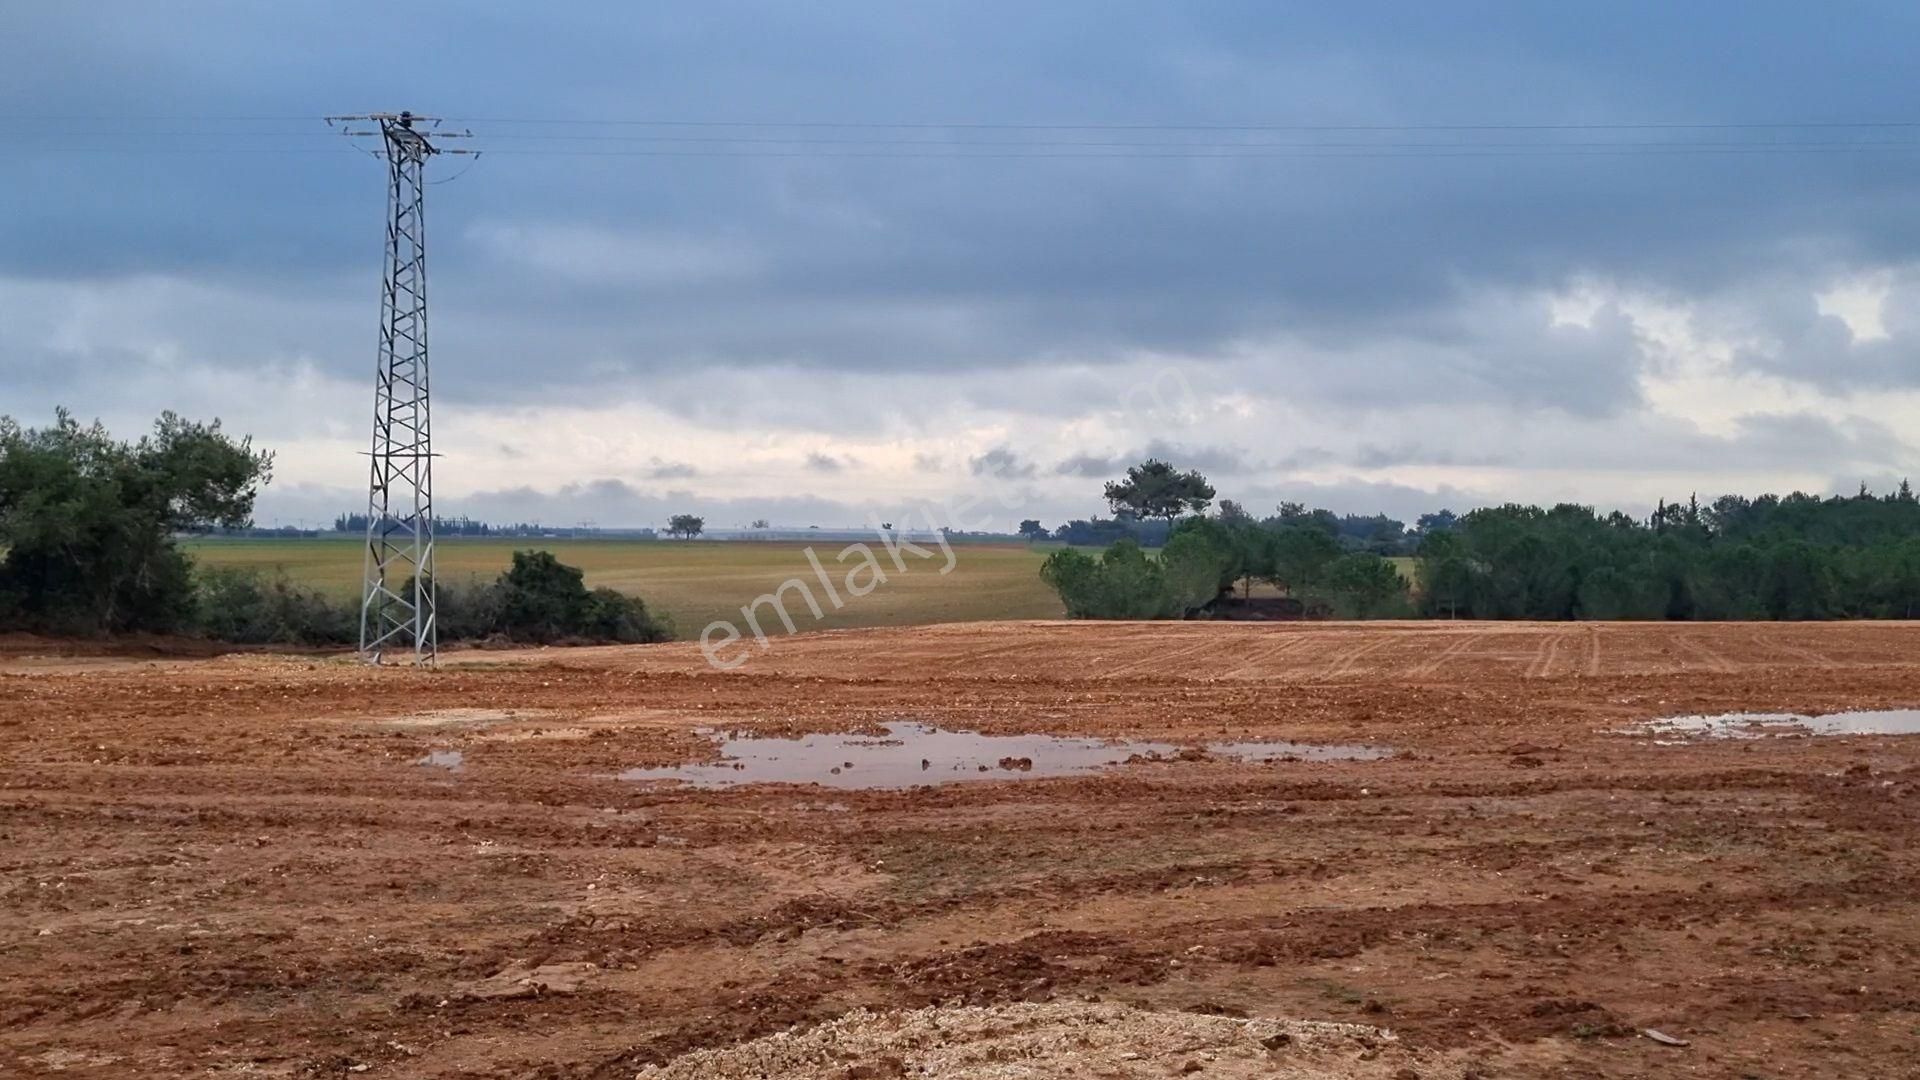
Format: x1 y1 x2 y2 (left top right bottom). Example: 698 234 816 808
616 722 1387 789
417 749 465 770
1637 710 1920 739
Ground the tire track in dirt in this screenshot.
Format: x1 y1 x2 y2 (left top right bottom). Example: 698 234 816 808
940 640 1045 672
1678 633 1740 674
1097 635 1228 679
1219 631 1317 679
1524 631 1570 679
1405 631 1479 678
1320 635 1394 679
1744 627 1831 668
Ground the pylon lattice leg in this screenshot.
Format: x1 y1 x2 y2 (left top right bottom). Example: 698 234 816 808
360 119 437 663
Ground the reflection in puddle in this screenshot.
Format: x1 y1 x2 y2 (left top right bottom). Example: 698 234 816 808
417 749 465 770
617 722 1388 789
1638 710 1920 740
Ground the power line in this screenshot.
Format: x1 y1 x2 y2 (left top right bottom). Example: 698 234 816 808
4 112 1920 133
14 144 1920 161
8 113 1920 160
18 128 1920 145
439 116 1920 133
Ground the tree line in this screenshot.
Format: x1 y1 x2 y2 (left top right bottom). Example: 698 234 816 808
1040 458 1920 622
1418 489 1920 620
330 513 637 538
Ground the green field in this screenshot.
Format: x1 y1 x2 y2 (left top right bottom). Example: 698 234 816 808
181 537 1067 635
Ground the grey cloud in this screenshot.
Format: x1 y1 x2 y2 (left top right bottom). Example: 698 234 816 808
1054 452 1122 478
1713 271 1920 392
1351 443 1515 470
1721 412 1907 470
1137 439 1248 475
804 451 848 473
969 446 1035 479
1231 478 1491 526
12 3 1920 416
643 457 699 480
1050 442 1244 478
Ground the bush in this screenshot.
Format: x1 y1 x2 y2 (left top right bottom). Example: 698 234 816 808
479 550 665 643
190 568 355 645
1041 540 1181 619
187 550 671 647
427 575 502 641
582 586 673 643
494 550 592 642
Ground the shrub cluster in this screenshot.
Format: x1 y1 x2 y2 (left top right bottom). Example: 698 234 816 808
186 549 672 647
1041 520 1409 621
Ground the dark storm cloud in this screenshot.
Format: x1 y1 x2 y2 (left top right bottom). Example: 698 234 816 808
8 1 1920 415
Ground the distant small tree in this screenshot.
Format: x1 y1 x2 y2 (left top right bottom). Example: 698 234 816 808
750 518 771 530
1103 459 1215 538
667 513 705 539
1216 499 1252 527
1018 518 1047 542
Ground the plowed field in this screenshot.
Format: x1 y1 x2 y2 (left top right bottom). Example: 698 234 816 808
4 621 1918 1078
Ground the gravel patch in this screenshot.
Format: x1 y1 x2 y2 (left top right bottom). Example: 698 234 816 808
635 1001 1435 1079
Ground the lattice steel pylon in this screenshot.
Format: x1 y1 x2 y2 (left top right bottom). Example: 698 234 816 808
328 111 472 663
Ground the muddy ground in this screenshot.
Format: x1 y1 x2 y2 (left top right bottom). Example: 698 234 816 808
2 620 1917 1078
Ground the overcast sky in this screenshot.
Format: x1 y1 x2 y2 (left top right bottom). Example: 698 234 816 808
5 2 1919 531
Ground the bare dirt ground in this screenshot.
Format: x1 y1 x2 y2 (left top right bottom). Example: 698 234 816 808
3 620 1918 1078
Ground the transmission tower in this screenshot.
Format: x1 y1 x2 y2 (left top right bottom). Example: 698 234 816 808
328 112 474 663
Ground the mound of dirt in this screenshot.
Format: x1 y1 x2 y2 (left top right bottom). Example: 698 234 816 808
634 1001 1425 1079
